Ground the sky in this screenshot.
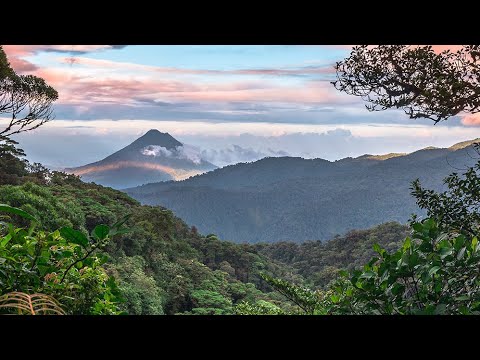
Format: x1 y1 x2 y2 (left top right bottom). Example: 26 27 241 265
3 45 480 168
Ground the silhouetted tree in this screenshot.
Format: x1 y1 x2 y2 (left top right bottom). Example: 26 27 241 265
333 45 480 123
0 45 58 138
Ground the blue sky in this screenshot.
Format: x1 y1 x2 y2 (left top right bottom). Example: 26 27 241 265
3 45 480 167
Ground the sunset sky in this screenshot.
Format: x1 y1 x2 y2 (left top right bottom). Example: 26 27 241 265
3 45 480 168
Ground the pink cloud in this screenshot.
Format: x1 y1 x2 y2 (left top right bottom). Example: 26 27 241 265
157 82 343 104
2 45 343 110
53 75 201 105
3 45 122 74
58 56 334 77
462 113 480 126
8 57 38 72
33 67 340 106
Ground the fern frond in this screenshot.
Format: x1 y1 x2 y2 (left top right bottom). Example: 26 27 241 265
0 292 65 315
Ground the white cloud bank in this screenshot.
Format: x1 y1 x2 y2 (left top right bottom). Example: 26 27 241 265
11 119 480 168
141 144 202 164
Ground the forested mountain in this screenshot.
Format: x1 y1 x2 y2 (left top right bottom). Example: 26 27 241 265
126 139 480 243
0 140 411 314
66 129 216 189
0 158 293 314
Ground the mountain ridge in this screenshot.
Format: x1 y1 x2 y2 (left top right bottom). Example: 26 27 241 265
126 138 480 243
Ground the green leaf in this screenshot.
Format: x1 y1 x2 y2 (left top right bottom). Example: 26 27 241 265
99 254 109 264
111 214 131 229
419 241 433 252
0 233 12 247
457 247 466 260
92 224 110 241
412 223 423 232
439 247 453 259
360 271 376 279
472 237 478 251
424 218 436 230
60 227 88 247
373 243 382 253
108 228 131 237
338 270 349 277
391 283 405 296
402 237 412 251
454 235 466 251
433 304 447 315
0 204 38 223
428 266 441 277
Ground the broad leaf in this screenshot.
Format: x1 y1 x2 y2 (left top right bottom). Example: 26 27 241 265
428 266 441 277
59 227 88 247
92 224 109 241
0 204 38 223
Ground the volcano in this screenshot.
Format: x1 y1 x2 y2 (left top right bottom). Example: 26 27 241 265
66 129 217 189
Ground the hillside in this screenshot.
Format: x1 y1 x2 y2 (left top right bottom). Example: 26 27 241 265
0 140 416 314
254 222 409 288
126 139 480 243
66 129 217 189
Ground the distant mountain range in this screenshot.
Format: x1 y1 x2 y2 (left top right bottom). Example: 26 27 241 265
125 138 480 243
66 129 217 189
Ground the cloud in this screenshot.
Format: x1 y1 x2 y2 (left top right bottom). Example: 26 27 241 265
462 113 480 126
178 145 203 164
8 57 38 72
142 145 173 157
1 45 346 123
200 145 289 167
13 119 480 168
42 45 124 54
15 64 344 110
141 144 202 164
58 55 334 78
3 45 128 74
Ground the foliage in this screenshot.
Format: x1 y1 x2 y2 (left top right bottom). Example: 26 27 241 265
235 300 285 315
107 256 165 315
258 219 480 315
0 292 65 315
0 151 293 314
333 45 480 123
0 204 124 314
411 154 480 236
0 46 58 137
255 222 408 289
255 219 480 315
324 219 480 314
189 289 233 315
259 274 320 314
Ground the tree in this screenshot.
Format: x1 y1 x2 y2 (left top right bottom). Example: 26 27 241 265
333 45 480 123
0 45 58 138
0 138 28 185
411 157 480 237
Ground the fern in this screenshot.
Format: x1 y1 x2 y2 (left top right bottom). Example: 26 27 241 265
0 292 65 315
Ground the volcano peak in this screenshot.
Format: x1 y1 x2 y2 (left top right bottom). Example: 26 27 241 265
130 129 183 150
